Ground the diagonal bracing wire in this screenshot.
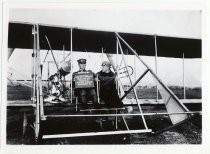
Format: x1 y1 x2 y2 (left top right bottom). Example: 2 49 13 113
45 35 59 71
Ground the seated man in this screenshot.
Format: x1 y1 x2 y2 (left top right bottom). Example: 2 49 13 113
97 61 123 108
72 59 99 109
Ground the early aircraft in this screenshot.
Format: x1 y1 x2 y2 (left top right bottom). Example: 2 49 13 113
7 22 201 142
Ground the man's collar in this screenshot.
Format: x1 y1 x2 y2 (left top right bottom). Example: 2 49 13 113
79 69 86 72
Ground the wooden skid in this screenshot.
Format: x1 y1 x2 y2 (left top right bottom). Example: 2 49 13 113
43 111 200 118
42 129 152 139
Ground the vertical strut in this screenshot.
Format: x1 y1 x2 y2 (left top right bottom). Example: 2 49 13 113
32 25 36 104
37 25 44 119
116 39 119 94
134 55 136 82
63 45 66 87
154 35 159 101
96 74 100 104
70 28 73 104
183 53 186 99
33 25 40 141
47 61 50 93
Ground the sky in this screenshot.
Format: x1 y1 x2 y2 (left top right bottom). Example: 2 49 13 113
9 8 201 38
8 8 201 87
8 49 201 87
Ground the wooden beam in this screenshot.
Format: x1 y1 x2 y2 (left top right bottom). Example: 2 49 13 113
80 107 125 112
120 69 149 100
44 111 201 118
42 129 152 139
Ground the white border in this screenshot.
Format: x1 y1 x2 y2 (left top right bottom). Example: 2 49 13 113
1 1 210 154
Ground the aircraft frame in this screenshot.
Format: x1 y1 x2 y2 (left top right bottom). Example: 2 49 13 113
7 22 201 142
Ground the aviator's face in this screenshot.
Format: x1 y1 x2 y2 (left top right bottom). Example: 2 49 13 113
101 65 109 72
79 63 86 70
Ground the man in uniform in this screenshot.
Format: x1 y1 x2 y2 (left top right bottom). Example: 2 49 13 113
73 59 99 109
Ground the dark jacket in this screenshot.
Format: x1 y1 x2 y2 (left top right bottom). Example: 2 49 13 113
97 70 123 108
97 71 116 90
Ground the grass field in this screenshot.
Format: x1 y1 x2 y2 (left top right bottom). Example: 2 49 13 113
125 86 201 99
7 84 201 100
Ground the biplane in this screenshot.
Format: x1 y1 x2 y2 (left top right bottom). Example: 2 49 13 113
7 21 202 143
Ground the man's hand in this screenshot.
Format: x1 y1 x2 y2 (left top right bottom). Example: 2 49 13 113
95 78 100 82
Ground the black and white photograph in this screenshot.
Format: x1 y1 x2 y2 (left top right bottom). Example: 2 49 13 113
1 1 207 150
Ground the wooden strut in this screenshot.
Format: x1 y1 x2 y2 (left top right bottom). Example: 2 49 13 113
44 111 201 118
37 25 45 120
80 107 125 112
70 28 73 104
42 129 152 139
120 69 149 101
47 61 50 93
116 39 119 94
32 25 36 105
154 35 159 101
33 25 40 141
183 53 186 99
96 74 100 104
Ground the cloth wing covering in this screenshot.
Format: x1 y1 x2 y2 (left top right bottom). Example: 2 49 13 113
151 75 189 125
8 22 201 58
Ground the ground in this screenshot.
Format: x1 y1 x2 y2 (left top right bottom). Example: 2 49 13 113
6 105 201 145
6 85 202 144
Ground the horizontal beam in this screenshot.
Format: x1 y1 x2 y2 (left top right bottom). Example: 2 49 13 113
43 111 201 118
80 107 125 112
7 99 201 107
42 129 152 139
7 104 36 107
10 21 75 29
7 100 35 107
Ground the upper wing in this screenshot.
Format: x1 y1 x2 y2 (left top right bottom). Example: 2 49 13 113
8 22 201 58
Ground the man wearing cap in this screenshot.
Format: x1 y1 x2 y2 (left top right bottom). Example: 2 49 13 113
97 61 123 108
73 59 99 109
